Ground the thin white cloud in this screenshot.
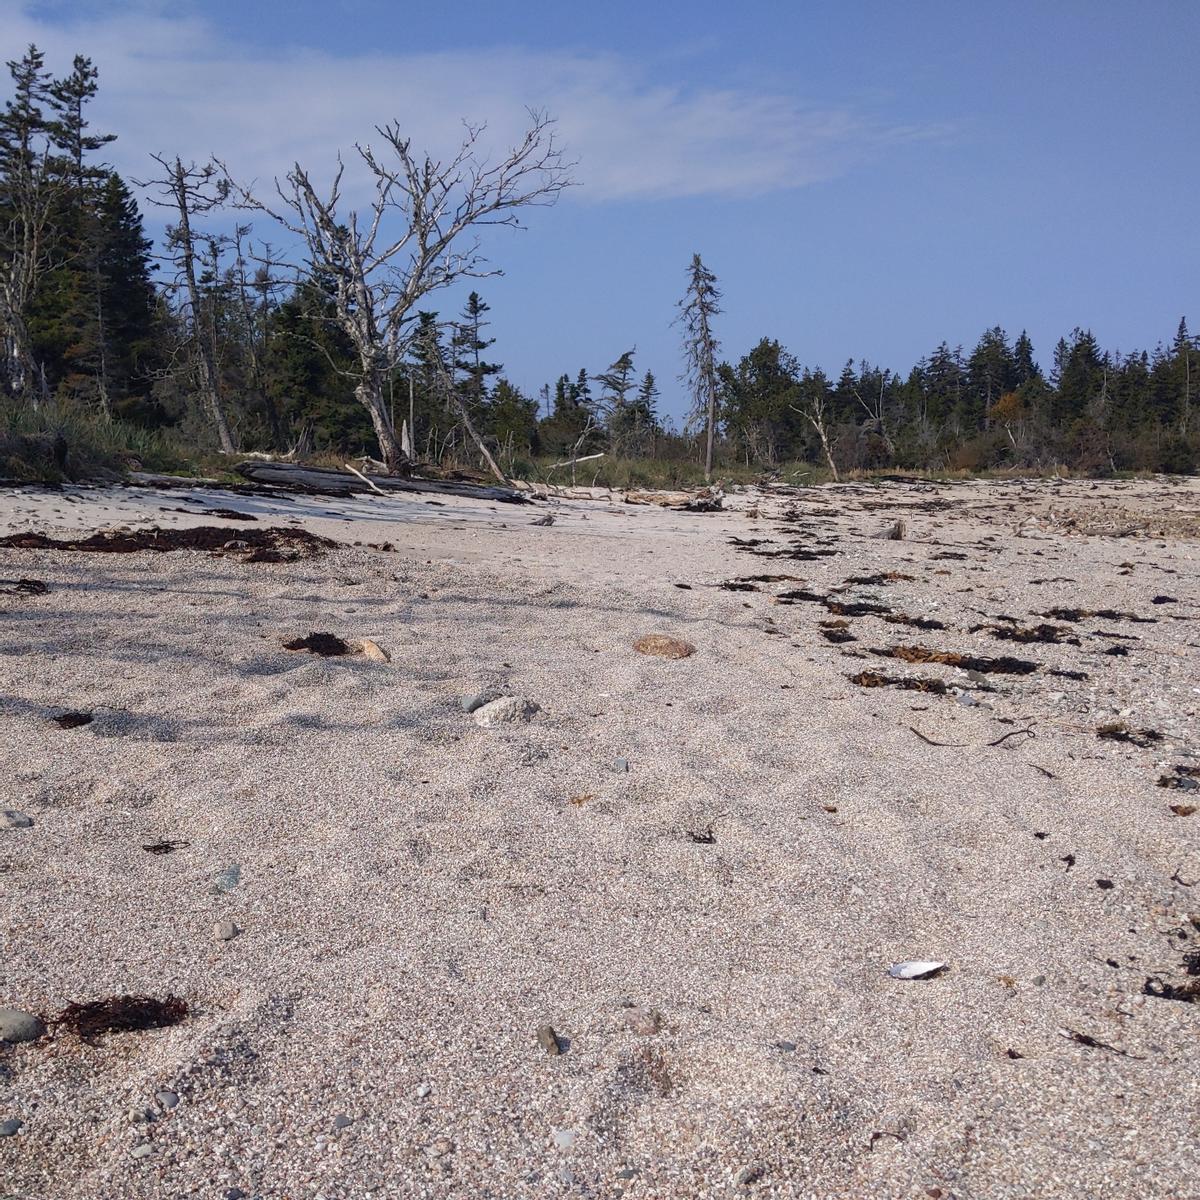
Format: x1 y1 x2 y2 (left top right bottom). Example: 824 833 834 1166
1 1 944 203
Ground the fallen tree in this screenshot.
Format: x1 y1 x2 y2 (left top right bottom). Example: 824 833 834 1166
233 460 531 503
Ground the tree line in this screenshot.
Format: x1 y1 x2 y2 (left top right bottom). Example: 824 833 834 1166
2 46 1195 480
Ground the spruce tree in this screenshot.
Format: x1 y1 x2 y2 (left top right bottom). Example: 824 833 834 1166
676 253 722 480
451 291 500 422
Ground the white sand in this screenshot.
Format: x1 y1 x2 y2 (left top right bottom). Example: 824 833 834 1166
1 475 1198 1198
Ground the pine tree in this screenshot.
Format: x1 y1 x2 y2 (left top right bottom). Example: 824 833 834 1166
0 45 58 400
31 56 118 409
676 253 722 480
594 349 637 447
451 291 500 421
966 327 1017 428
1172 317 1195 436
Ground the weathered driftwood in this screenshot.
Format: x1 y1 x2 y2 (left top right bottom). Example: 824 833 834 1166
508 478 723 511
233 460 531 504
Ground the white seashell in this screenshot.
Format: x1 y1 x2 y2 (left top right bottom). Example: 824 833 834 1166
888 960 946 980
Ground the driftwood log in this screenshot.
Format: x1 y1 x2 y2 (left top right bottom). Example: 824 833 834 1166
233 461 531 504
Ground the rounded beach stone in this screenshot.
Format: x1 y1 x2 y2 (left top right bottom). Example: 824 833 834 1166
0 1008 45 1043
473 696 539 727
633 634 695 659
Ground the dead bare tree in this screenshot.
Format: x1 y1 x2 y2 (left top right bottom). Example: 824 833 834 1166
226 111 571 471
136 156 237 454
791 390 840 482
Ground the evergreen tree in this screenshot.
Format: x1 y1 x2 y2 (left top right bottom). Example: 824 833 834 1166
717 337 802 466
594 349 637 448
488 378 540 456
676 253 722 479
0 45 57 400
966 327 1017 428
451 291 500 420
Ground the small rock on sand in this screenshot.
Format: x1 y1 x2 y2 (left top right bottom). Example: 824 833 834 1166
214 920 239 942
0 1118 23 1137
634 634 696 659
613 756 630 773
474 696 539 727
537 1024 562 1055
358 638 390 662
155 1090 179 1110
623 1007 663 1035
0 1008 45 1043
734 1164 765 1186
461 690 499 713
130 1142 153 1159
1 810 32 829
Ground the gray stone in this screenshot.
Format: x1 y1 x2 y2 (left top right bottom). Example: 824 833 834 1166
0 1119 22 1137
129 1107 155 1124
214 920 239 942
0 1008 45 1043
460 690 499 713
154 1090 178 1110
552 1128 576 1150
333 1114 353 1129
130 1142 154 1159
613 757 630 773
474 696 539 727
415 1082 432 1099
734 1164 765 1186
223 1190 247 1200
0 811 32 830
615 1167 640 1180
776 1040 797 1052
954 691 976 708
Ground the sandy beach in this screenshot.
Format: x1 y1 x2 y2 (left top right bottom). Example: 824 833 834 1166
1 474 1198 1199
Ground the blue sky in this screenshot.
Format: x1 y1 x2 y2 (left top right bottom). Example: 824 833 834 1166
10 1 1199 421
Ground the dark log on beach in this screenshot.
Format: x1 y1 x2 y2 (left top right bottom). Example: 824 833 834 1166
233 461 532 504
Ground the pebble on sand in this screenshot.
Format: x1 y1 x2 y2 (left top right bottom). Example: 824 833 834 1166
1 810 33 829
474 696 540 727
461 690 499 713
214 920 239 941
0 1118 23 1137
357 638 391 662
623 1007 663 1035
734 1164 765 1186
0 1008 45 1043
155 1090 179 1110
537 1023 563 1055
633 634 696 659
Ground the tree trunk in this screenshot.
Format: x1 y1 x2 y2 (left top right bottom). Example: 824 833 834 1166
171 159 236 455
447 385 508 484
704 378 716 482
356 372 406 472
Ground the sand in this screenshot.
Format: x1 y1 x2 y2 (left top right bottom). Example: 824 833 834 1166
0 473 1198 1199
